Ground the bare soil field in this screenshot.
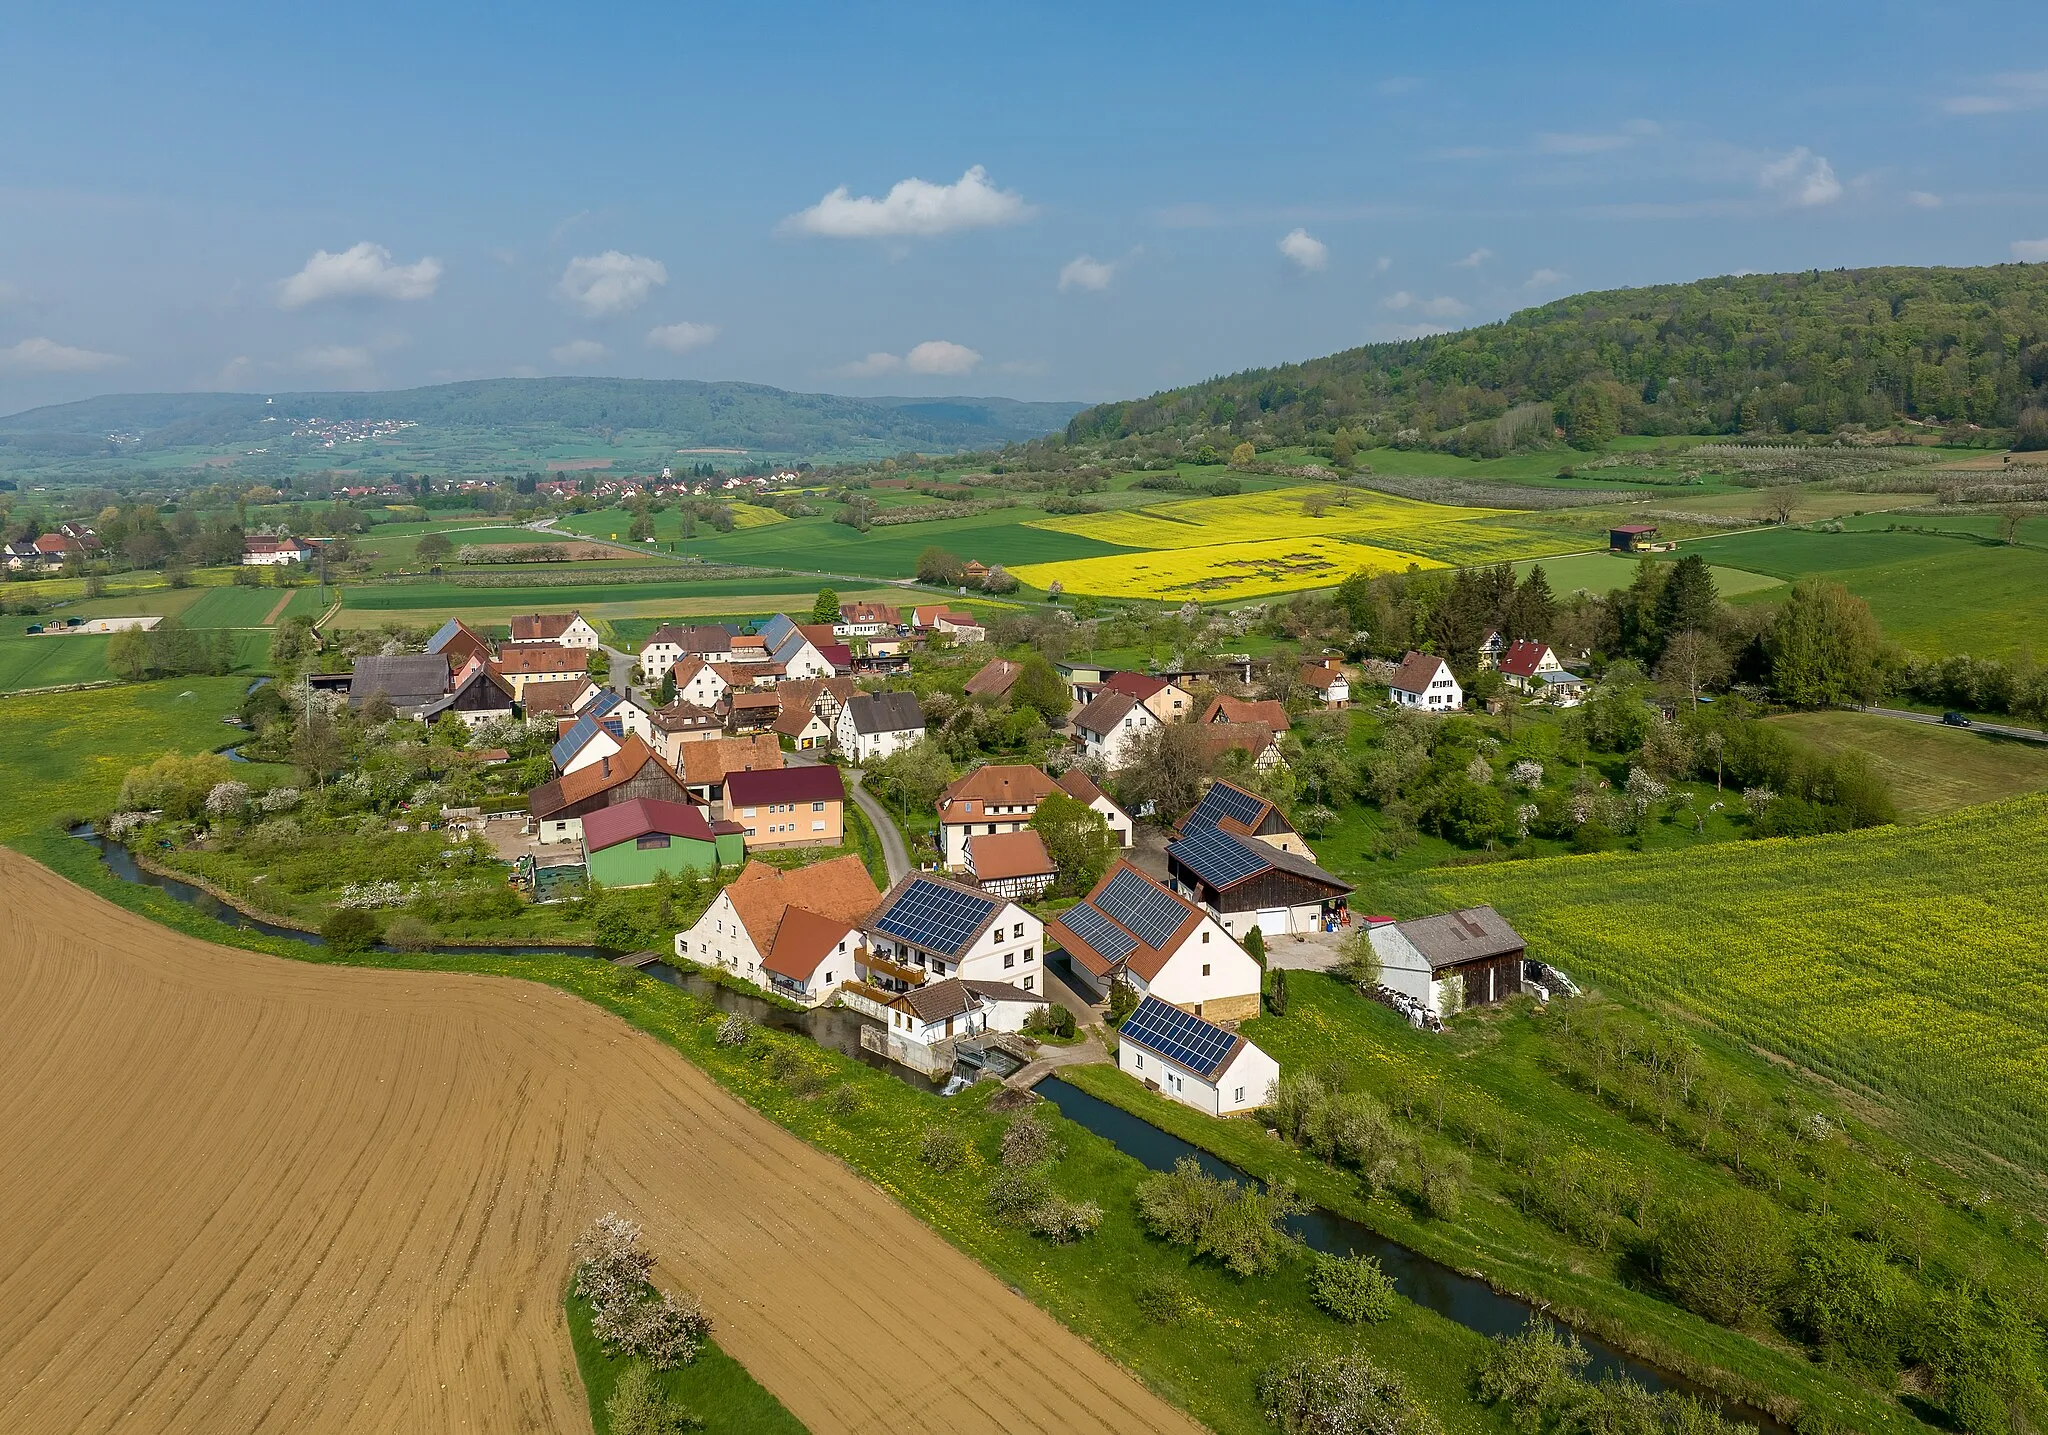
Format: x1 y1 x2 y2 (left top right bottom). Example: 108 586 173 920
0 851 1201 1435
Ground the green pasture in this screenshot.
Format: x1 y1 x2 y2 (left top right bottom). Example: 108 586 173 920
1512 551 1785 599
678 507 1131 578
0 632 115 691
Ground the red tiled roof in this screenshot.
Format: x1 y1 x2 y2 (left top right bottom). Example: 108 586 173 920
521 678 594 715
967 829 1054 881
1390 650 1447 695
939 764 1057 815
1200 695 1291 731
509 613 577 641
964 658 1023 698
1071 688 1143 735
725 765 844 807
1497 640 1554 679
497 642 588 677
1103 671 1168 700
679 732 782 786
761 906 861 983
583 797 713 850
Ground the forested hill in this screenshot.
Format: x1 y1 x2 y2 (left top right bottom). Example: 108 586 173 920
1067 265 2048 453
0 378 1084 473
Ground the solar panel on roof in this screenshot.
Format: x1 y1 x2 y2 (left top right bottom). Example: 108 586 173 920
875 878 998 957
1056 901 1137 963
1188 781 1267 832
1096 867 1187 948
1169 824 1271 889
1123 996 1237 1077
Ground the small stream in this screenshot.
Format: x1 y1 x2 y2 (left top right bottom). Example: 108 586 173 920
1037 1078 1786 1434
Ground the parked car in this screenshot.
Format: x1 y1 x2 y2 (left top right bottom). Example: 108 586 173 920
1942 710 1972 727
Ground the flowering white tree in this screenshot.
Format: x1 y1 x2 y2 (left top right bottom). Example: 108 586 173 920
205 781 250 818
1464 754 1493 786
1508 760 1544 791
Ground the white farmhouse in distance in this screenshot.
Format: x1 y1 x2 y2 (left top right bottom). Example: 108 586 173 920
1388 651 1462 711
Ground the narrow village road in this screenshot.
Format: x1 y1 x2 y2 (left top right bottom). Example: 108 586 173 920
847 768 911 883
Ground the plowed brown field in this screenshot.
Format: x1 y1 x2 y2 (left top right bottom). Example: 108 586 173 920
0 852 1205 1435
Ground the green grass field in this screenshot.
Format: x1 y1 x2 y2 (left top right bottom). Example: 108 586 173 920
0 632 116 691
181 584 303 627
680 506 1130 577
1683 526 2048 657
1512 551 1785 599
566 1294 804 1435
1411 795 2048 1194
1767 711 2048 819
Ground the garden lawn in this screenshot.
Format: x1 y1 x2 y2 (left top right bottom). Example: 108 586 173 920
566 1294 804 1435
1407 796 2048 1193
1766 712 2048 819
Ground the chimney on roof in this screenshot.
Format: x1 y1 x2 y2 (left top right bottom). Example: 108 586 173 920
601 756 611 777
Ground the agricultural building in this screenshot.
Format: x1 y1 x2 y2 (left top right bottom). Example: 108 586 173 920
1609 524 1659 553
1367 906 1526 1018
963 657 1024 701
424 617 495 670
1048 860 1261 1022
420 661 515 730
1174 779 1310 857
1166 802 1352 941
509 611 600 649
582 798 743 886
1116 995 1279 1116
346 654 450 718
527 735 692 845
724 764 845 849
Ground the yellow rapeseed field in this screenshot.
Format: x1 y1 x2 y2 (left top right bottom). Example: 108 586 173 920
1015 537 1442 602
1017 486 1568 598
725 504 788 530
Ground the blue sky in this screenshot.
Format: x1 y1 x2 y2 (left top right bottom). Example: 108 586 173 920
3 0 2045 415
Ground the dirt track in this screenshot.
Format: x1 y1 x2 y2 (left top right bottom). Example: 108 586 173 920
0 852 1206 1435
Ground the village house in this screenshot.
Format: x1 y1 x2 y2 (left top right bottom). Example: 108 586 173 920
1053 768 1134 848
724 765 846 849
1298 661 1351 707
936 764 1060 867
345 654 450 719
1103 670 1196 724
858 873 1045 992
911 605 985 643
664 657 733 712
1478 630 1508 669
1116 995 1280 1116
519 677 596 720
582 798 745 886
870 978 1048 1057
638 623 735 682
772 704 832 750
1367 906 1526 1019
527 735 692 845
756 614 837 681
509 612 601 649
680 732 783 806
1496 639 1568 694
1071 688 1162 771
494 641 590 700
776 676 857 726
726 689 783 730
425 617 495 670
242 535 311 565
963 656 1025 703
1167 784 1352 940
1198 695 1292 734
419 660 515 730
1388 651 1463 712
1532 669 1588 707
834 600 899 637
1197 721 1288 772
674 855 880 1007
648 701 725 759
963 829 1056 900
551 713 623 775
836 690 926 762
1048 860 1262 1021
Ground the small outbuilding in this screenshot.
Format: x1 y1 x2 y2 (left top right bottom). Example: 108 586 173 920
1609 524 1659 553
1367 905 1526 1018
1115 995 1279 1116
582 797 744 885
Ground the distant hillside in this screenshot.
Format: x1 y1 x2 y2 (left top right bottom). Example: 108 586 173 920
1066 265 2048 454
0 378 1085 478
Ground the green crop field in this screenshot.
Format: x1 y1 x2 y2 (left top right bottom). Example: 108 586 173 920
1768 712 2048 819
1412 796 2048 1191
181 584 303 627
684 507 1129 578
0 632 115 692
1681 526 2048 657
1513 551 1785 599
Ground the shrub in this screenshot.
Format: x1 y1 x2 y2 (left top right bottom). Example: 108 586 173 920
1258 1351 1443 1435
825 1082 862 1117
382 914 436 952
1474 1320 1590 1423
320 907 382 955
1307 1252 1398 1324
919 1123 969 1173
1268 967 1290 1015
1408 1146 1467 1221
574 1212 654 1311
1136 1158 1231 1247
714 1013 750 1047
988 1165 1053 1221
619 1289 712 1371
605 1362 702 1435
1133 1272 1197 1326
1000 1107 1061 1168
1652 1190 1791 1327
1025 1194 1104 1244
1136 1158 1302 1278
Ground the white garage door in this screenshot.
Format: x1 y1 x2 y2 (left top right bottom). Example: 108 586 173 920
1256 907 1291 937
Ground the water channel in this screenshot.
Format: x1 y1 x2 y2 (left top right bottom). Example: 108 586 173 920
1037 1078 1786 1433
71 827 1778 1426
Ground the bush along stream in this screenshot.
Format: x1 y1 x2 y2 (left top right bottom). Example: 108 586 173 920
1036 1077 1789 1434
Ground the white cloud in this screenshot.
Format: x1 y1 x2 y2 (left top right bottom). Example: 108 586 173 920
550 339 610 366
839 340 982 378
780 165 1034 239
1058 254 1117 292
1757 148 1842 207
646 321 718 354
1278 228 1328 272
0 336 126 372
1906 190 1943 209
299 345 372 372
557 252 667 317
1525 268 1568 290
1453 247 1492 268
1384 291 1469 319
906 340 980 375
1373 256 1392 274
278 242 441 309
1942 69 2048 115
2014 238 2048 262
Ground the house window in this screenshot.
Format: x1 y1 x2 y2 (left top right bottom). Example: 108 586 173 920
1234 1086 1245 1104
1201 930 1210 944
1004 953 1015 969
1022 975 1033 990
813 800 825 812
1025 947 1034 962
812 820 825 832
635 833 671 850
1013 922 1025 938
1134 1053 1144 1070
1202 963 1211 976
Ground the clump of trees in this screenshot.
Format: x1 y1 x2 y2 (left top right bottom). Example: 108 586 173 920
1135 1157 1302 1278
1476 1320 1749 1435
1259 1349 1442 1435
106 620 237 681
572 1213 712 1371
986 1106 1102 1244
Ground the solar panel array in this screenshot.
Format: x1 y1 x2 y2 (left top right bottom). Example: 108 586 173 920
1123 996 1237 1077
1056 901 1137 963
875 877 998 956
1169 824 1272 889
1096 867 1188 948
1188 781 1268 832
